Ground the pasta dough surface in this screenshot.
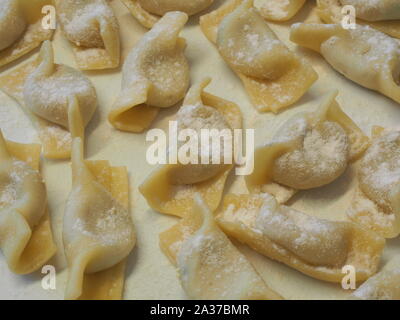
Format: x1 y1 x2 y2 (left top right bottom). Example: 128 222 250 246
0 41 97 159
254 0 306 21
55 0 120 70
0 0 54 68
63 134 135 299
348 128 400 238
122 0 214 28
316 0 400 39
350 256 400 300
139 78 242 217
290 23 400 105
0 131 56 274
217 193 385 282
200 0 317 113
108 11 189 133
160 194 282 300
246 92 368 202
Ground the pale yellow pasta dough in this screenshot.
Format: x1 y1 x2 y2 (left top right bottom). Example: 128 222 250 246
108 11 189 133
348 127 400 238
0 41 97 159
217 193 385 283
200 0 317 113
317 0 400 39
340 0 400 21
0 130 56 274
246 91 369 202
55 0 120 70
122 0 214 28
0 0 54 68
350 256 400 300
0 0 26 51
254 0 306 21
291 22 400 107
139 78 242 217
63 105 135 299
159 194 282 300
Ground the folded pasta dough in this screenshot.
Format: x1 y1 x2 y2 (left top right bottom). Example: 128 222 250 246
254 0 306 21
316 0 400 39
217 193 385 283
108 11 189 133
246 91 369 203
63 104 135 300
350 256 400 300
0 130 56 274
159 194 282 299
121 0 214 28
0 41 97 159
200 0 317 113
291 23 400 105
348 127 400 238
139 78 242 217
55 0 120 70
0 0 54 68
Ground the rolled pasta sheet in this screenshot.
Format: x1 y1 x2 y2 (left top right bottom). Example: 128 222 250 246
0 131 56 274
121 0 214 28
139 78 242 217
0 0 54 68
200 0 318 113
159 194 282 300
217 193 385 283
108 11 189 133
55 0 120 70
246 91 369 203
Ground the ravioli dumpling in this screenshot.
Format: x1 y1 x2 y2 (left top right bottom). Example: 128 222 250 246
0 41 97 159
0 130 56 274
200 0 317 113
246 91 369 203
0 0 54 68
348 127 400 238
317 0 400 39
55 0 120 70
159 194 282 299
350 256 400 300
122 0 214 28
217 193 385 282
291 23 400 107
108 11 189 133
254 0 306 21
139 78 242 217
63 105 135 300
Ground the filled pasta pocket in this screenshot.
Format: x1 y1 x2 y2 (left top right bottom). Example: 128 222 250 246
0 0 54 68
0 131 56 274
159 194 282 300
246 91 369 203
108 11 189 133
139 78 242 218
216 193 385 283
200 0 318 113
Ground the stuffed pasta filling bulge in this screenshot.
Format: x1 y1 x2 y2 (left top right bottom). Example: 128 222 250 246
271 115 349 190
0 0 26 51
